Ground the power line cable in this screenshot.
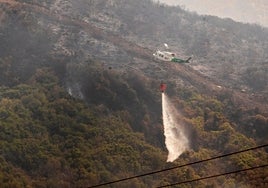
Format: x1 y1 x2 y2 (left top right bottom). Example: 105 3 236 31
88 143 268 188
157 164 268 188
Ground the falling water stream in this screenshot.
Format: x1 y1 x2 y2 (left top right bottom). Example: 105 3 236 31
162 93 189 162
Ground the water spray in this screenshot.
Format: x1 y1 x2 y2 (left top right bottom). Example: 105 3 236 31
162 93 189 162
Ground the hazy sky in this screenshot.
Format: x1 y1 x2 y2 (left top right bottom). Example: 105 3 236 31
154 0 268 27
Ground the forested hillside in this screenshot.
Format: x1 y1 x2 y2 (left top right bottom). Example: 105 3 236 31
0 58 267 187
0 65 166 187
0 0 267 187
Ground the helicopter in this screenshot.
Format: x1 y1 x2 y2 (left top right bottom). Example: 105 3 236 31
153 43 191 63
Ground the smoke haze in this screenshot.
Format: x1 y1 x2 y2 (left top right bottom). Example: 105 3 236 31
154 0 268 27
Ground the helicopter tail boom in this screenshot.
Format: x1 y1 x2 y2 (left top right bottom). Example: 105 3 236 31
171 56 191 63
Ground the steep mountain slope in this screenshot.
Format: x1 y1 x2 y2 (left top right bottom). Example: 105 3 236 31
1 0 267 107
0 0 267 187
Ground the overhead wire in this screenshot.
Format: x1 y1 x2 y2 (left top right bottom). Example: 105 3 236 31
88 143 268 188
157 164 268 188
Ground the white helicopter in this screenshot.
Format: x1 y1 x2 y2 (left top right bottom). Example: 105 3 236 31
153 43 191 63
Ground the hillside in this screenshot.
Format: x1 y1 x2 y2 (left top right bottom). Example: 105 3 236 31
0 0 267 187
